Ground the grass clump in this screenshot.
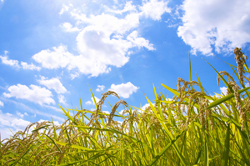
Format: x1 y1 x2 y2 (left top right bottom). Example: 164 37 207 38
0 47 250 165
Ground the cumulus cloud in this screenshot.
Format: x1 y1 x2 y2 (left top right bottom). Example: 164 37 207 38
0 110 31 140
220 86 228 95
0 52 40 70
59 4 72 15
139 0 171 20
16 111 25 118
105 1 137 14
70 72 80 80
60 22 80 32
0 56 19 68
3 84 55 105
32 45 73 69
37 76 67 94
21 62 41 71
85 101 92 105
58 94 66 105
32 0 172 78
96 85 105 92
0 100 3 107
109 82 139 98
85 96 100 105
177 0 250 56
127 30 155 50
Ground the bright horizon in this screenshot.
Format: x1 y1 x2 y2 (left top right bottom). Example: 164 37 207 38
0 0 250 140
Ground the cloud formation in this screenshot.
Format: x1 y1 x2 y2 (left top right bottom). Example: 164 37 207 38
3 84 55 105
96 85 105 92
33 0 172 78
109 82 139 98
0 55 19 68
177 0 250 56
0 110 31 140
0 52 41 70
85 96 100 105
60 22 80 32
37 76 67 94
0 100 3 107
139 0 171 20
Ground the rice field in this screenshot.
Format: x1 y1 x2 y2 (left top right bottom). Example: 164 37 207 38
0 47 250 165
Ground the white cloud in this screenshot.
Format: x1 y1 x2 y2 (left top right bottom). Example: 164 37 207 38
70 72 79 80
59 4 70 15
85 96 100 105
60 22 80 32
32 45 73 69
139 0 171 20
85 101 92 105
220 86 227 95
1 0 4 3
33 0 172 78
96 85 105 92
0 52 41 70
127 31 155 50
58 94 66 105
16 111 24 118
37 76 67 94
0 56 19 68
21 62 41 71
177 0 250 56
105 1 137 14
24 112 28 116
3 84 55 105
0 100 3 107
0 110 31 141
109 82 139 98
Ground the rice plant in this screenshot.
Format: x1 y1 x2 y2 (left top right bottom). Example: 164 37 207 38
0 47 249 165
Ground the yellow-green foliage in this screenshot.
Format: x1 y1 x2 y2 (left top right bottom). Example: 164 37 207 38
0 47 250 165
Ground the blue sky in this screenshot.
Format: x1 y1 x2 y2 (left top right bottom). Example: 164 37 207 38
0 0 250 140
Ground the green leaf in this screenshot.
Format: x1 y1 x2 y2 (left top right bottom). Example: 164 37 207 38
148 130 186 166
196 74 204 93
221 124 230 166
189 52 193 90
202 57 233 93
207 87 250 109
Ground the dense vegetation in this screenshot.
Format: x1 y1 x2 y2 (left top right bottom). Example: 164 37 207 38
0 47 250 165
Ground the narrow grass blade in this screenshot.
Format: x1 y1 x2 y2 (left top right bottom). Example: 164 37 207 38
31 125 50 132
189 52 193 90
196 74 204 93
202 57 233 93
147 130 186 166
45 134 63 153
207 87 250 109
89 86 98 110
51 118 57 139
221 124 230 166
11 145 33 165
194 145 203 164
